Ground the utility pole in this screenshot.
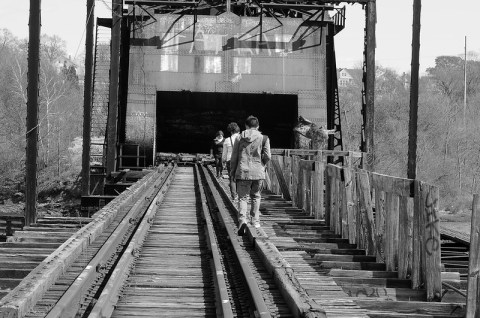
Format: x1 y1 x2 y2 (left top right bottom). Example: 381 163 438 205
105 0 122 175
364 1 376 171
407 0 421 180
82 0 95 196
25 0 41 226
463 36 467 133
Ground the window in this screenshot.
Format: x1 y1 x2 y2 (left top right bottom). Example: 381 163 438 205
160 55 178 72
233 57 251 74
274 34 291 53
202 34 223 53
204 56 222 73
162 32 179 53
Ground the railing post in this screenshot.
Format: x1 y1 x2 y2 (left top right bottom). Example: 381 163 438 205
313 161 324 220
291 156 299 208
305 167 312 215
283 155 292 200
374 188 385 262
298 164 304 211
412 180 441 300
325 165 332 227
398 196 413 279
467 194 480 316
343 166 356 244
385 192 399 272
271 156 292 201
340 175 348 239
356 170 376 255
334 169 341 236
412 180 422 289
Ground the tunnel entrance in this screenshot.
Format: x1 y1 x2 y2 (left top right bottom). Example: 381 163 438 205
156 91 298 154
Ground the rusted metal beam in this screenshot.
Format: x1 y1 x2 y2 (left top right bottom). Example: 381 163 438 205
82 0 95 196
125 0 371 4
124 0 198 5
106 0 123 175
259 3 334 10
25 0 41 226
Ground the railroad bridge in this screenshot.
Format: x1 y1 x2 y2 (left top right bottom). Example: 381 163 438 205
3 0 480 317
0 156 472 317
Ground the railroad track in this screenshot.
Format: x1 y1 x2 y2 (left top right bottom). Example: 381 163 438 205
13 164 309 318
2 163 470 318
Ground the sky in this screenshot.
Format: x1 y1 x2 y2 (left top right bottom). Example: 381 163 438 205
1 1 479 74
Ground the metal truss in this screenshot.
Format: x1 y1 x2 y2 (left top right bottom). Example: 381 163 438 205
124 0 353 20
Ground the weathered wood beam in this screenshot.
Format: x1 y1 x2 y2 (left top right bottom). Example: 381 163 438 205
466 194 480 317
356 170 376 255
271 149 363 158
398 196 413 279
370 172 414 197
412 180 442 301
271 157 292 201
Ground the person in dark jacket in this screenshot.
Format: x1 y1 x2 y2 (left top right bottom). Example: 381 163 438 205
211 130 225 178
230 116 271 235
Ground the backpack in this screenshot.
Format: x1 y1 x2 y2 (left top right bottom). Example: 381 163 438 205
261 134 268 165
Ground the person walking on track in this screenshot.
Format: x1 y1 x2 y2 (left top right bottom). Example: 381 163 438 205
210 130 225 178
230 115 271 235
222 122 241 201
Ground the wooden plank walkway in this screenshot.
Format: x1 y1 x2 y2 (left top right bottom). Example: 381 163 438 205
257 193 466 317
440 226 470 246
0 217 92 300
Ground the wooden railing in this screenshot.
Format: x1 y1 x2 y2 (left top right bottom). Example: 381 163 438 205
266 150 442 302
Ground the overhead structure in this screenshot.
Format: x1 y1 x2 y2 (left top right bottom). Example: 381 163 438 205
85 0 376 193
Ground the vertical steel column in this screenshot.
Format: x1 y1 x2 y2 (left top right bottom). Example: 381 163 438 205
82 0 96 195
25 0 41 226
118 17 131 145
325 23 335 150
325 22 343 162
106 0 123 174
363 1 376 171
407 0 421 180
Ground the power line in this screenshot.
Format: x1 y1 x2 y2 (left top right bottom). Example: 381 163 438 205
73 3 95 61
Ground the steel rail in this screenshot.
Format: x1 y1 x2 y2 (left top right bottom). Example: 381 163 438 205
88 164 235 318
0 168 162 318
199 164 272 318
194 164 234 317
208 165 327 318
45 165 174 318
88 166 176 318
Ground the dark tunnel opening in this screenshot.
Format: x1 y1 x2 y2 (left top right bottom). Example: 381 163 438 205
156 91 298 154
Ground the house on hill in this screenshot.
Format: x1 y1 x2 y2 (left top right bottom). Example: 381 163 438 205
337 68 362 87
